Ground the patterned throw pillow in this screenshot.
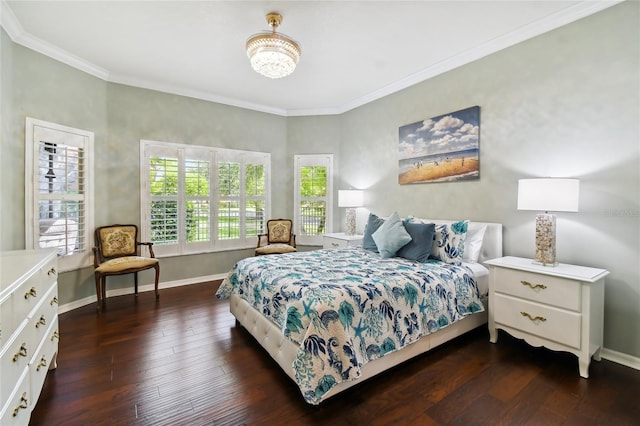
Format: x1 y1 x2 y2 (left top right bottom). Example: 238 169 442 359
372 212 412 258
430 220 469 264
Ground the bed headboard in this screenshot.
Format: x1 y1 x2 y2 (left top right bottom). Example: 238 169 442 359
419 219 503 264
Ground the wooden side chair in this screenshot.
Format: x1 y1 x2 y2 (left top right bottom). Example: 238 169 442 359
255 218 297 256
93 224 160 310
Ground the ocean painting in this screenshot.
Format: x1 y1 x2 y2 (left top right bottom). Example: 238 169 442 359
399 106 480 184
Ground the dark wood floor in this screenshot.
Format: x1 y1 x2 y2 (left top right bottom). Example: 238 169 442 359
30 281 639 426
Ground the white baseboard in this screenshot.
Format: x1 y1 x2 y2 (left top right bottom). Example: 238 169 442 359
58 275 640 374
58 273 227 314
601 347 640 371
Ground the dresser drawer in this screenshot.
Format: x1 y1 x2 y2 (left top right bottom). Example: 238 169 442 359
1 293 15 347
0 322 33 406
30 317 59 406
30 285 58 344
493 267 581 311
0 368 30 426
494 294 582 349
12 258 56 323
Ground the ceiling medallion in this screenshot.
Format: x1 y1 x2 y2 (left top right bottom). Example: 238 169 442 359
246 12 301 79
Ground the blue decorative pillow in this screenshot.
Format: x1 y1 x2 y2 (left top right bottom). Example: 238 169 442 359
430 220 469 264
396 221 435 262
362 213 385 252
372 212 412 258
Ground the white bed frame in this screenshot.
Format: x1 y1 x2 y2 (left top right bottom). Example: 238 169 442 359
229 221 502 403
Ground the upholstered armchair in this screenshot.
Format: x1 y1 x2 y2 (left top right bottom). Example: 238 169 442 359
255 219 297 256
93 224 160 310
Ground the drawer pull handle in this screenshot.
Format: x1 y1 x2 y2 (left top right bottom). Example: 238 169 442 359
12 343 28 362
51 330 60 341
521 280 547 290
521 311 547 322
48 267 57 276
24 287 37 299
12 393 28 417
51 296 59 305
332 242 339 247
36 315 47 328
37 355 48 371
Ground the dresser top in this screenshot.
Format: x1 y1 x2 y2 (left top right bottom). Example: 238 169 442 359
1 249 58 294
485 256 609 282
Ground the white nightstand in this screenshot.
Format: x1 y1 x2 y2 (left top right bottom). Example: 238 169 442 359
323 233 363 249
485 256 609 378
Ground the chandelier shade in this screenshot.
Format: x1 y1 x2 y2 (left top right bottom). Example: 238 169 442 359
246 12 301 79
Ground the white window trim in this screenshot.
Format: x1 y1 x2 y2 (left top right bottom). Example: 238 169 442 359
140 140 271 257
294 154 334 246
25 117 95 272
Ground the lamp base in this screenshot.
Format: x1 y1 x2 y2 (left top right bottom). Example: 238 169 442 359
345 208 356 236
534 213 557 267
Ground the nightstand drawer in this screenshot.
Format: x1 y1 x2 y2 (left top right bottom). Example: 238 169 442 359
323 234 363 249
493 268 580 311
324 237 349 249
494 294 581 349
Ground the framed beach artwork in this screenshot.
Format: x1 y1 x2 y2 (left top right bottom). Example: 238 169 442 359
398 106 480 184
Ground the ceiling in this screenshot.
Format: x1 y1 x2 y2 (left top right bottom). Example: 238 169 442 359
1 1 621 116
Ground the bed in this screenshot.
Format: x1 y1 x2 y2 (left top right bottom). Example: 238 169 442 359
216 218 502 404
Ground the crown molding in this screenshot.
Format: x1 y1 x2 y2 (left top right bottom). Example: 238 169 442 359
1 0 110 80
108 73 289 117
1 0 624 117
291 0 624 117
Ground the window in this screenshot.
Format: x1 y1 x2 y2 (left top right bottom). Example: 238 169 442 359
141 140 270 256
25 118 95 271
294 154 333 245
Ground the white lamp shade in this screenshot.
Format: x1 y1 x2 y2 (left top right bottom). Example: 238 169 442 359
517 178 579 212
338 190 364 208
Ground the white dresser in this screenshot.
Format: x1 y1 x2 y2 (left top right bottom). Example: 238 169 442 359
485 256 608 378
323 233 363 249
0 249 59 425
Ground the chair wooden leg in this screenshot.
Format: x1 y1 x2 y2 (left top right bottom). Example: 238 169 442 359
154 265 160 299
134 272 139 296
95 273 102 310
101 277 107 304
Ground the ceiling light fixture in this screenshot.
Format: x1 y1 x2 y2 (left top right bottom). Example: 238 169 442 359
246 12 301 79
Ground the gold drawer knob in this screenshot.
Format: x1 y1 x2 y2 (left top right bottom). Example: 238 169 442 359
521 280 547 290
12 392 28 417
36 355 48 372
35 315 47 328
521 311 547 322
12 343 28 362
51 330 60 341
24 287 37 299
50 296 59 306
48 267 57 276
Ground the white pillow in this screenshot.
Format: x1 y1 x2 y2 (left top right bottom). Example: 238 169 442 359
463 224 487 263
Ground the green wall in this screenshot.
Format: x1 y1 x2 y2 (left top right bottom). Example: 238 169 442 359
1 2 638 359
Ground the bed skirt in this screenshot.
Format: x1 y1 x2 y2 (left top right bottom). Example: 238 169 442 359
229 293 488 403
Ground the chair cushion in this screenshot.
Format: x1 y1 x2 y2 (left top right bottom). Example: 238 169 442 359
268 220 292 243
99 226 137 257
255 244 297 255
95 256 158 273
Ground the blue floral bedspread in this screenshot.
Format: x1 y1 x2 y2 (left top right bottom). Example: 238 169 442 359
216 247 484 404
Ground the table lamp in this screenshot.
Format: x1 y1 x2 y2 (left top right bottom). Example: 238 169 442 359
517 178 579 266
338 190 364 236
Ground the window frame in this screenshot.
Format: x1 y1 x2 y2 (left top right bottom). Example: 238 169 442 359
25 117 95 272
293 154 334 246
140 140 271 257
